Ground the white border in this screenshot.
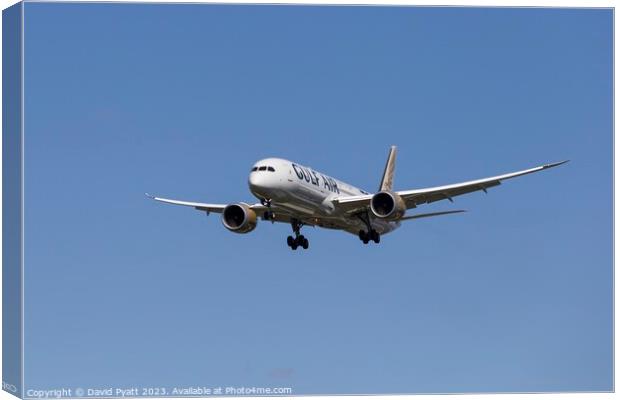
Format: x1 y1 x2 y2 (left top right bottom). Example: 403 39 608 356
0 2 614 400
20 0 24 396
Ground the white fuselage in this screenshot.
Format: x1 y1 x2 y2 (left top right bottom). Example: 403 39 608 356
248 158 400 235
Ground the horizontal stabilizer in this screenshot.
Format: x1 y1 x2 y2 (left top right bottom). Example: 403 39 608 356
400 209 466 221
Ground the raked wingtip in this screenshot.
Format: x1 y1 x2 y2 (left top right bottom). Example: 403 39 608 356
544 160 570 169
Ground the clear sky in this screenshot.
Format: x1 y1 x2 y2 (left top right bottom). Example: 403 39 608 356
23 3 612 395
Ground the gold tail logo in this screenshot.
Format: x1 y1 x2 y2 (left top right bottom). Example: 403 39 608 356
379 145 397 191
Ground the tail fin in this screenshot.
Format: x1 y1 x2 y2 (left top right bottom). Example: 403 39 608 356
379 145 397 191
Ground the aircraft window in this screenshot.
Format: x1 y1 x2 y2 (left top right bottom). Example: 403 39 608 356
251 167 258 171
268 166 275 172
258 166 267 171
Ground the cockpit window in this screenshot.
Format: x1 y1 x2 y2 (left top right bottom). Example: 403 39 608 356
251 167 258 172
258 166 267 171
267 166 275 172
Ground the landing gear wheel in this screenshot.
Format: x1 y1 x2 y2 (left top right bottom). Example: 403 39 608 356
288 219 309 250
358 228 379 244
357 211 381 245
359 229 369 244
261 199 274 221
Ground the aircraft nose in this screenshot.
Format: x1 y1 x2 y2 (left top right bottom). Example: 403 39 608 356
248 173 263 190
248 173 272 198
248 170 280 200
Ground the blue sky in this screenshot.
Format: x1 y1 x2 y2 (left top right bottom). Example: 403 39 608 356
23 3 612 394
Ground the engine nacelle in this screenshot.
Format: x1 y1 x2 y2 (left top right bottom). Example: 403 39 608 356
221 203 257 233
370 191 406 220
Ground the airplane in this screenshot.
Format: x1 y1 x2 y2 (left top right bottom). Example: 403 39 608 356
148 146 567 250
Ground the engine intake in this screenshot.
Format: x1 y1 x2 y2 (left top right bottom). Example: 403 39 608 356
370 191 406 220
221 203 257 233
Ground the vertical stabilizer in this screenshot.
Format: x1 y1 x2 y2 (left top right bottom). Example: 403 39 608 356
379 145 397 191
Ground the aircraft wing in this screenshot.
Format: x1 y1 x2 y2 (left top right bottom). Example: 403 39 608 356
397 160 568 208
333 160 568 214
146 194 268 215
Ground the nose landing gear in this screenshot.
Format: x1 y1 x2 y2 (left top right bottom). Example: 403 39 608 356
261 198 275 221
287 219 309 250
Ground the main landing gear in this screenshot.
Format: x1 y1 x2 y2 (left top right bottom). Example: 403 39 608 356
357 211 380 245
358 229 380 244
287 219 309 250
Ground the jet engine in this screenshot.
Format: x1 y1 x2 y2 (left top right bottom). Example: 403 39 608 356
370 191 406 220
221 203 257 233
